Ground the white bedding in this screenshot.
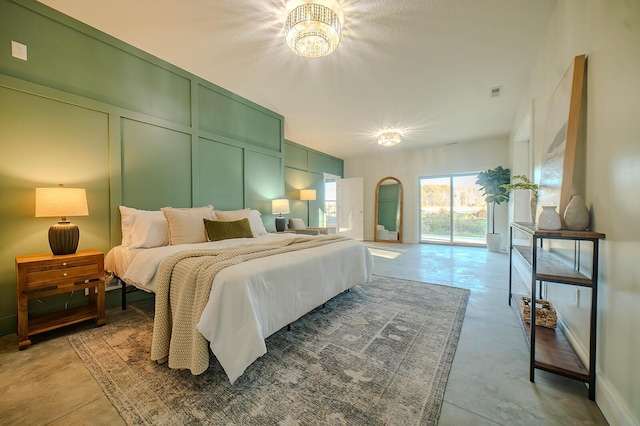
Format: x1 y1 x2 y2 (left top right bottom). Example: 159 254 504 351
105 233 374 382
105 233 302 292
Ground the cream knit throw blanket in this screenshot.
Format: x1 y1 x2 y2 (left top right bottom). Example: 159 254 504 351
150 235 348 375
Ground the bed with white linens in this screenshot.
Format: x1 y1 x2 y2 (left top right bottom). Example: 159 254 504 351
105 205 373 383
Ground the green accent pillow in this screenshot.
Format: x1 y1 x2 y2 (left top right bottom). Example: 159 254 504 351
204 218 254 242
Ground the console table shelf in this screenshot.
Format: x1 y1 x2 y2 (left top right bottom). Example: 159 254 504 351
508 222 604 400
510 294 589 381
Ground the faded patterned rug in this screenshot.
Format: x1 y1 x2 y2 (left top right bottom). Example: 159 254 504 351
69 275 469 425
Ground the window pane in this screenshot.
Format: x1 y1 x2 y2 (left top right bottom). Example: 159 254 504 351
324 180 337 226
452 175 486 244
420 177 451 242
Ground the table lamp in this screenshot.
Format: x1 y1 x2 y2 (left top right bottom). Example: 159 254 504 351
35 184 89 255
271 199 290 232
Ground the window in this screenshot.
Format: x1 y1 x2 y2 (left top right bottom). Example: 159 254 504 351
324 179 337 228
419 174 486 245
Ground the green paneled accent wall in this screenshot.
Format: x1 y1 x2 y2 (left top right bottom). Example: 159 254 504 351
284 140 343 227
0 85 111 334
0 0 341 336
284 142 309 170
198 84 282 152
121 119 193 209
0 0 286 336
245 151 283 228
198 138 244 210
285 168 315 221
0 0 192 126
309 151 343 176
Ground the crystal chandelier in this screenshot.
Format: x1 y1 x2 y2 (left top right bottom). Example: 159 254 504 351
285 3 341 58
377 130 403 147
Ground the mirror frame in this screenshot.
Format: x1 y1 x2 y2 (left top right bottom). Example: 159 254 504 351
374 176 403 243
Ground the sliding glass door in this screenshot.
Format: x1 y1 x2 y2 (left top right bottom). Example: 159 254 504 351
419 174 486 245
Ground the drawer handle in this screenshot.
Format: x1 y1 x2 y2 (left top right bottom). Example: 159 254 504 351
63 262 67 266
63 273 68 277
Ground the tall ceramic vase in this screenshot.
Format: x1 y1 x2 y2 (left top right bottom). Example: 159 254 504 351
564 195 590 231
537 206 562 230
530 197 537 224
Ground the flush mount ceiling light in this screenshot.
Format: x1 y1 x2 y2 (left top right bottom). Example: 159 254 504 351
285 3 341 58
377 129 403 147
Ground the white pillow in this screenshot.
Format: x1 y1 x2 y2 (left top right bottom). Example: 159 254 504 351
249 210 268 236
214 208 250 221
119 206 169 248
215 209 267 236
162 206 214 245
119 205 139 246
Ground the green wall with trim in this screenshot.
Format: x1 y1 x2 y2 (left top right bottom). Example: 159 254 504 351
0 0 343 336
284 140 343 228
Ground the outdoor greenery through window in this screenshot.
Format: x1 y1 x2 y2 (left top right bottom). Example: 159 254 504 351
420 174 486 245
324 180 337 228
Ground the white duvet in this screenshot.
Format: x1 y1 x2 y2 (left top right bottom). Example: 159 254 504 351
106 234 374 382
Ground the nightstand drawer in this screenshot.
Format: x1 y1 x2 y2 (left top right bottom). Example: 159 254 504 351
26 263 101 288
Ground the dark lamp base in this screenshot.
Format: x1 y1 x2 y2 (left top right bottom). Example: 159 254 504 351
275 216 286 233
48 222 80 255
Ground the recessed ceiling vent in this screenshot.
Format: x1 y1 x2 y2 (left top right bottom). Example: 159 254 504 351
490 86 503 98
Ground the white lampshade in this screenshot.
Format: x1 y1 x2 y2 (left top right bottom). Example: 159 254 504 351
35 186 89 219
300 189 317 201
272 199 290 215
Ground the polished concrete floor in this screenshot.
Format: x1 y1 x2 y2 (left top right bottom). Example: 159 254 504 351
0 243 608 425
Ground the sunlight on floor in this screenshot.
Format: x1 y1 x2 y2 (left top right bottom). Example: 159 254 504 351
367 247 402 259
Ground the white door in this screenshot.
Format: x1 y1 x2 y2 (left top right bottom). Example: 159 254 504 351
336 177 364 240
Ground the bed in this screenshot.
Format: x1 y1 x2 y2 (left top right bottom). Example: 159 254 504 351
105 206 373 383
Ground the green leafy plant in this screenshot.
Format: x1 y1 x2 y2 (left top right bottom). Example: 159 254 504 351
476 166 511 233
502 175 539 204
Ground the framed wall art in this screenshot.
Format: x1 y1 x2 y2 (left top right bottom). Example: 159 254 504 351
537 54 586 219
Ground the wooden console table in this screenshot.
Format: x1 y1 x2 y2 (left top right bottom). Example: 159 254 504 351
508 222 605 400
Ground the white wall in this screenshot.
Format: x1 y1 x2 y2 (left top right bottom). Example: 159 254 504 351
510 1 640 424
344 137 509 245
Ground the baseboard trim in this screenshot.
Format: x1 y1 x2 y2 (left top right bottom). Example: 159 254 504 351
558 315 638 426
596 375 639 426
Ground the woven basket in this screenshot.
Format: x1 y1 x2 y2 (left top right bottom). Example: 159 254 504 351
520 297 557 329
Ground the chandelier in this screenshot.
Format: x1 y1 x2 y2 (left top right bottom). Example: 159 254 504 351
377 130 403 147
285 3 341 58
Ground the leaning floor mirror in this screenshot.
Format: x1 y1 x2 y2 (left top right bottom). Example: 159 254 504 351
374 177 403 243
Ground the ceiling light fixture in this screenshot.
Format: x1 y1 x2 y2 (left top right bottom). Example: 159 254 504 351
285 3 341 58
377 129 403 147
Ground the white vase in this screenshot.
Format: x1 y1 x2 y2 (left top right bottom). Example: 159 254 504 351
537 206 562 230
564 195 590 231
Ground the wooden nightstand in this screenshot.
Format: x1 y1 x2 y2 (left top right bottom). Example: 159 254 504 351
15 249 106 349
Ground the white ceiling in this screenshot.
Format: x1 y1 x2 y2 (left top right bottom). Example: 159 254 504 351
38 0 556 159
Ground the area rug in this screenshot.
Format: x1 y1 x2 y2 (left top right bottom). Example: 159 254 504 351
69 275 469 425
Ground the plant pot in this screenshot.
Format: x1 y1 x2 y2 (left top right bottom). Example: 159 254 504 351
486 233 502 252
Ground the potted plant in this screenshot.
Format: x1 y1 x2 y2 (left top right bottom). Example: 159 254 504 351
502 175 539 224
476 166 510 252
